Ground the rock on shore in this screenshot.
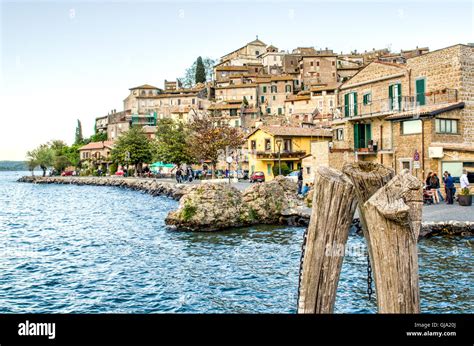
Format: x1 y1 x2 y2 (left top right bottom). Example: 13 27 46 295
165 176 309 231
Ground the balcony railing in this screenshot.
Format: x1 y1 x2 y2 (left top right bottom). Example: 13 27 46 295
334 88 458 120
253 150 307 159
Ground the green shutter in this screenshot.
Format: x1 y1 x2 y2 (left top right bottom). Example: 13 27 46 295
263 86 267 93
388 85 394 110
344 93 349 117
353 92 358 116
397 83 402 109
353 124 360 150
416 79 426 106
366 123 372 147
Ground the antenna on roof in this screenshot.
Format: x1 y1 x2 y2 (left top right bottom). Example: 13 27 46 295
256 35 258 40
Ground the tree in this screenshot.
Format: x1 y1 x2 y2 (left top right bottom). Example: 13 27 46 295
75 119 83 145
89 131 107 143
27 144 54 177
179 57 217 87
49 140 71 173
26 157 38 176
152 119 195 165
111 127 153 173
195 56 206 84
187 116 245 176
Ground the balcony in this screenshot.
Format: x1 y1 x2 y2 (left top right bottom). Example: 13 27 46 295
253 150 307 160
334 89 458 121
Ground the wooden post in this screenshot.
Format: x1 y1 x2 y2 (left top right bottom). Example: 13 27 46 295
363 169 423 313
298 166 357 313
342 162 395 268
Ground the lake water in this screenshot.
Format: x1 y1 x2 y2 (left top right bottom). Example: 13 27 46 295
0 171 472 313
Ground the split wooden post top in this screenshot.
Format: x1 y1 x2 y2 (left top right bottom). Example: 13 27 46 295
298 166 357 314
364 169 423 313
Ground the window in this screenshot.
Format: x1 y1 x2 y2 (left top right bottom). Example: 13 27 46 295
436 119 458 134
230 109 238 116
266 107 271 114
316 61 320 66
344 92 357 117
332 61 335 66
283 139 292 151
272 96 276 101
285 85 291 93
192 98 195 105
306 167 311 175
271 86 277 93
401 120 422 135
255 51 260 56
310 61 314 66
416 78 426 106
267 164 272 175
389 83 402 111
250 140 257 150
265 139 271 151
363 92 372 105
278 108 282 115
336 128 344 141
261 96 265 103
234 120 239 127
263 86 267 93
400 159 413 172
291 61 294 65
178 99 181 105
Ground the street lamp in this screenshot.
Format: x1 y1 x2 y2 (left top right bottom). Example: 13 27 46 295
276 139 282 176
226 156 233 184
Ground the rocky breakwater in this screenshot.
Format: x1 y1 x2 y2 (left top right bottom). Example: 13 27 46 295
165 176 310 231
17 176 192 200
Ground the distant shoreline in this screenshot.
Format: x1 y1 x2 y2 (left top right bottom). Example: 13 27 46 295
0 161 27 171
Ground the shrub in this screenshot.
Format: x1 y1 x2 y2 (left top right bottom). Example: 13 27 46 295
272 162 292 177
181 202 197 221
109 163 117 175
460 187 470 196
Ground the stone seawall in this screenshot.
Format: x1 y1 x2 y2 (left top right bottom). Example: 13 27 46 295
17 176 474 237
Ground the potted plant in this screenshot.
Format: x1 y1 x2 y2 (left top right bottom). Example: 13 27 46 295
458 187 472 206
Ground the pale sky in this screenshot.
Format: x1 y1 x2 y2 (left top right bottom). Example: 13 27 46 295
0 0 473 160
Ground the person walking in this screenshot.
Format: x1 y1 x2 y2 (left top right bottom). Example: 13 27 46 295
432 173 444 202
176 167 182 183
297 167 303 195
429 173 440 204
460 169 470 190
445 172 455 205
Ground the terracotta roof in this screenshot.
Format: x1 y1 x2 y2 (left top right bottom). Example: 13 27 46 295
79 141 114 151
215 83 257 89
129 84 159 90
270 75 295 81
208 103 242 110
249 126 332 138
285 95 311 102
385 102 465 120
310 82 341 92
216 66 249 71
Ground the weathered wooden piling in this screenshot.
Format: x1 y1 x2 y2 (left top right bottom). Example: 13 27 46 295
363 169 423 313
298 166 357 313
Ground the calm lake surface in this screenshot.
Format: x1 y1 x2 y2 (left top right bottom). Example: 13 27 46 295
0 171 472 313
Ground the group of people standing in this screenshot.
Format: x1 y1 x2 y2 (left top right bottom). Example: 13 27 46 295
175 166 195 183
425 169 470 205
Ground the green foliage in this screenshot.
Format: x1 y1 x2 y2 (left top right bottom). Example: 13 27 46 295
111 127 153 168
152 119 195 165
89 131 107 143
195 56 206 84
247 207 258 221
460 187 470 196
109 163 118 175
179 57 216 87
272 162 291 177
75 119 83 145
181 201 197 221
27 144 55 177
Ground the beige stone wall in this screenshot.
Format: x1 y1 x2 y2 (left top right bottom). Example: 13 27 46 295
215 86 257 105
107 121 129 140
259 80 293 115
300 56 337 87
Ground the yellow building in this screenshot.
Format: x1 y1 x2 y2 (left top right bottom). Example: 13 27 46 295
246 126 332 180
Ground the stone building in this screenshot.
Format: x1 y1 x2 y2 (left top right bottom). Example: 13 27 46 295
328 44 474 183
257 75 294 116
299 50 338 90
123 84 162 114
78 141 115 169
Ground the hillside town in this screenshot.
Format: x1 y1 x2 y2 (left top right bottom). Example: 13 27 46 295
72 38 474 189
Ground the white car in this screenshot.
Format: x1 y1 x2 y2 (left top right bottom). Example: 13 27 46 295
286 171 299 182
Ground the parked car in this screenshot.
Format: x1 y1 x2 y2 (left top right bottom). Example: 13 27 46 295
250 171 265 183
286 171 299 182
61 170 74 176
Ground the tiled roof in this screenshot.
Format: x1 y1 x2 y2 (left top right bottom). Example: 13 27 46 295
309 82 341 92
129 84 159 90
216 66 249 71
270 75 295 81
285 95 311 102
215 83 257 89
208 103 242 110
249 126 332 138
79 141 114 151
385 102 465 120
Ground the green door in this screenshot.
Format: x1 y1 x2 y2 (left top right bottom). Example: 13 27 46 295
416 79 426 106
354 124 360 149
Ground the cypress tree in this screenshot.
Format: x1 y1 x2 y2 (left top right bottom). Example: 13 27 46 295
75 119 83 145
195 56 206 84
